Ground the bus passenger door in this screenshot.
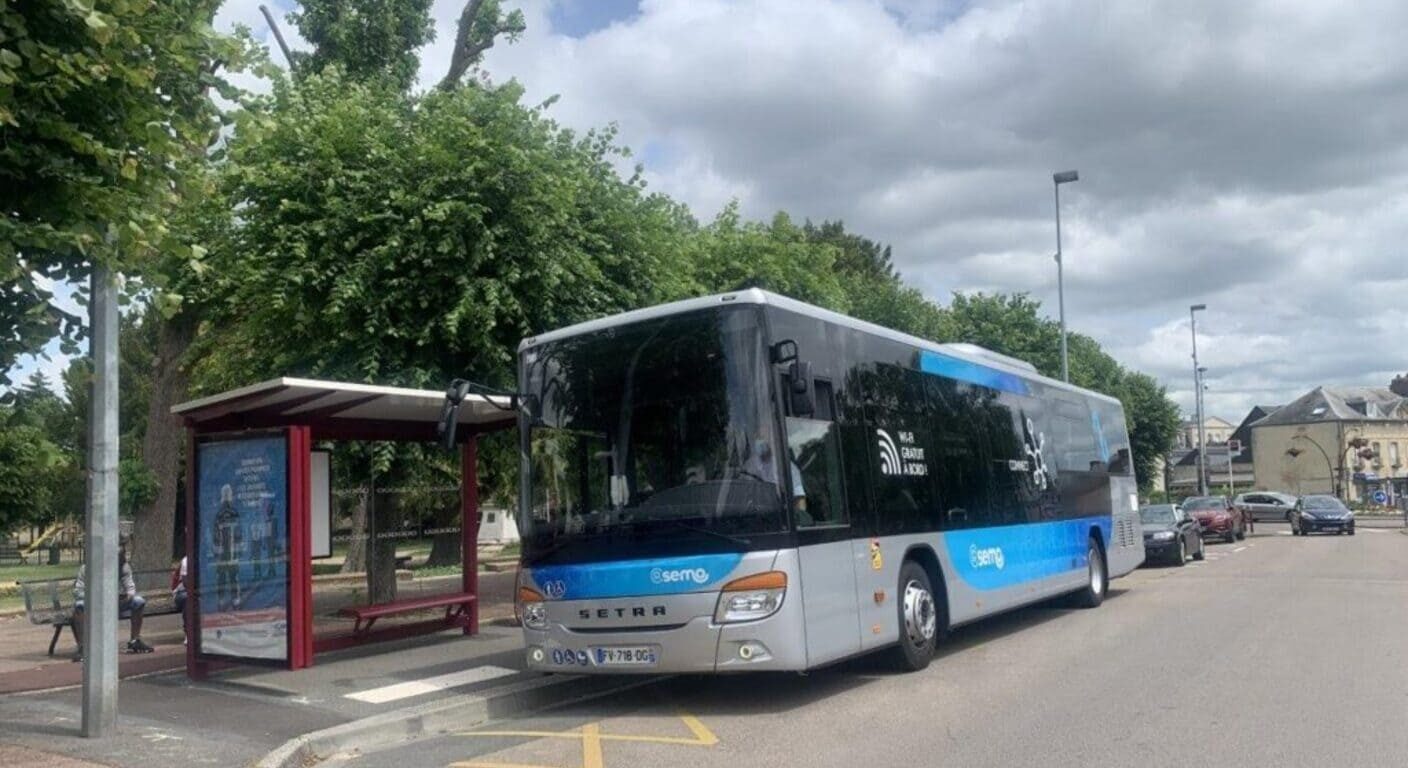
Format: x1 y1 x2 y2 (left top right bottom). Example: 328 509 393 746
786 385 862 663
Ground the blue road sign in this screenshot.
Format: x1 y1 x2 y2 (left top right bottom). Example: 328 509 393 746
1371 489 1388 505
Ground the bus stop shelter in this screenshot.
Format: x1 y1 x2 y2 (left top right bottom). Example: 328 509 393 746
172 378 515 677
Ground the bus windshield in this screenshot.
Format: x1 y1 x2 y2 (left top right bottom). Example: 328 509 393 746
520 306 786 564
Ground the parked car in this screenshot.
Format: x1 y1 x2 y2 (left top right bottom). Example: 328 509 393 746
1139 504 1204 566
1291 495 1355 536
1181 495 1245 543
1234 491 1299 522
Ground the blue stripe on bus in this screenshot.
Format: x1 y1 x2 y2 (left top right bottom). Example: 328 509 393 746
529 553 744 600
944 516 1112 591
919 350 1030 396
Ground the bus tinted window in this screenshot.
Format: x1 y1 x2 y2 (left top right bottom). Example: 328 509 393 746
867 364 937 535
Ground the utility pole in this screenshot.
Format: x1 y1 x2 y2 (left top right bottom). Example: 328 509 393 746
83 263 120 737
1053 170 1079 382
1190 304 1207 495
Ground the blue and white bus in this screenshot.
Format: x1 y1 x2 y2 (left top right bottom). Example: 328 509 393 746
514 290 1143 673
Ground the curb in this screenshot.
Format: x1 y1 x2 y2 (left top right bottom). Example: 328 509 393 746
252 672 665 768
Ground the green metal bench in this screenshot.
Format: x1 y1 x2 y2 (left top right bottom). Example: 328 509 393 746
18 570 180 656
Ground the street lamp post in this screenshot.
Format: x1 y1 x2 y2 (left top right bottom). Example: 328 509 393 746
1190 304 1207 494
1053 169 1079 382
1287 434 1337 498
1197 365 1209 493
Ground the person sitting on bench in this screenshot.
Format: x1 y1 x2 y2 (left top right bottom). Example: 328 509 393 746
72 534 155 661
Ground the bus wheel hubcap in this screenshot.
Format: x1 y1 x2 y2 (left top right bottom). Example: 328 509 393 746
1089 548 1104 595
903 580 936 646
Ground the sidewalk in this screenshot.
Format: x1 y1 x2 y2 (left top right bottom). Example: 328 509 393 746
0 570 650 768
0 570 517 696
0 622 647 768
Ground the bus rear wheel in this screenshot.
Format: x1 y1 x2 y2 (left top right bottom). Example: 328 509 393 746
1072 537 1106 609
890 561 937 672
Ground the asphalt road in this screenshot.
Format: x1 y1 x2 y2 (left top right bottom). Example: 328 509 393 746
338 522 1408 768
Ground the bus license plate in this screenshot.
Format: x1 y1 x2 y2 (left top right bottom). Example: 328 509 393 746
594 646 657 666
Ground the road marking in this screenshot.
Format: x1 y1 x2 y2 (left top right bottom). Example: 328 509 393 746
1233 546 1248 552
346 665 517 704
453 713 719 768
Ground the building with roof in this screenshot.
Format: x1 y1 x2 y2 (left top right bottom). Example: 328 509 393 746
1167 406 1279 494
1177 416 1235 449
1250 386 1408 503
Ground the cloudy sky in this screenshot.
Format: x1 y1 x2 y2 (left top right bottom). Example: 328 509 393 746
14 0 1408 424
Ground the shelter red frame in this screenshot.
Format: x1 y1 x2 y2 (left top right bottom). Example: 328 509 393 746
174 378 516 676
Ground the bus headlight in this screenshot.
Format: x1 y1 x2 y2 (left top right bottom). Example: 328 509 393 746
714 571 786 624
519 586 548 630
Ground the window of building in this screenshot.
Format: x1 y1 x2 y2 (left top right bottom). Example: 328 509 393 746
1391 442 1401 468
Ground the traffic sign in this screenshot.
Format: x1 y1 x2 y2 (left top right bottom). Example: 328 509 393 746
1372 489 1389 505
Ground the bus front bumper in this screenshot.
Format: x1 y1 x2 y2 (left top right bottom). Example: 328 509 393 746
522 613 808 674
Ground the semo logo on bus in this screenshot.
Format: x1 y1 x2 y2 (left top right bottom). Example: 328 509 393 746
969 544 1006 570
650 566 711 585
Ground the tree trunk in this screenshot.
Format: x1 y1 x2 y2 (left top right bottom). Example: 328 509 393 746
423 500 462 567
340 489 368 574
131 316 195 571
366 487 398 604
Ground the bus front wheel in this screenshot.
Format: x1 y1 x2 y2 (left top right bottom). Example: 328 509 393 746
1072 537 1106 609
890 561 937 672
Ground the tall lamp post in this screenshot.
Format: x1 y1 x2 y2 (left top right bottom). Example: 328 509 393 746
1197 365 1209 494
1286 435 1336 498
1190 304 1207 494
1053 169 1079 382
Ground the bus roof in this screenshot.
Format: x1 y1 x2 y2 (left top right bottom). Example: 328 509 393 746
519 289 1120 405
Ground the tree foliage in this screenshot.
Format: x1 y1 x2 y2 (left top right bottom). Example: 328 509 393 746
0 0 254 384
0 405 63 533
291 0 436 90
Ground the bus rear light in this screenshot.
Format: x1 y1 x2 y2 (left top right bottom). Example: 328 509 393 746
715 571 786 624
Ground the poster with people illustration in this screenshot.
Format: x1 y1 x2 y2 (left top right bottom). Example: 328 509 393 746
196 435 289 661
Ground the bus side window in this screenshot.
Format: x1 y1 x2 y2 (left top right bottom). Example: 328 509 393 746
926 377 990 530
785 379 847 528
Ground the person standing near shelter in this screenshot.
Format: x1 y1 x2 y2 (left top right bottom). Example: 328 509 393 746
172 555 189 644
71 534 154 661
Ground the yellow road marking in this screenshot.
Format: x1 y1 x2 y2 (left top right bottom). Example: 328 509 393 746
581 723 604 768
451 712 718 768
679 715 719 746
451 762 559 768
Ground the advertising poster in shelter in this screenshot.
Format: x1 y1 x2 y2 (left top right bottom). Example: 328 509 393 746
195 436 289 662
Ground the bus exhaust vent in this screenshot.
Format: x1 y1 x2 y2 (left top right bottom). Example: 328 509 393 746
1115 515 1138 549
938 343 1039 374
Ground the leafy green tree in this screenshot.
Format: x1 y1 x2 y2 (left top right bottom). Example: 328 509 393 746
291 0 436 89
1117 371 1181 493
0 407 63 533
692 208 850 309
0 0 253 383
804 219 897 285
439 0 525 90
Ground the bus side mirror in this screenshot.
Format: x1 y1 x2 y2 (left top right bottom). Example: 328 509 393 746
437 379 472 451
789 360 815 417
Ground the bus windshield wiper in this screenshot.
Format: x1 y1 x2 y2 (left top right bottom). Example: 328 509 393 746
655 520 751 547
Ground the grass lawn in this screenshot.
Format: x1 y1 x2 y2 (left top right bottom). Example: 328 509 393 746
0 562 76 586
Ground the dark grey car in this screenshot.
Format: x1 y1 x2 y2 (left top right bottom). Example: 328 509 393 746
1234 491 1299 522
1140 504 1204 566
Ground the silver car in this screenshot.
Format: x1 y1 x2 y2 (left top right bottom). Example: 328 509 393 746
1233 492 1299 523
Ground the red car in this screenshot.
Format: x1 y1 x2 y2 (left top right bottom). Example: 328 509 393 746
1180 495 1245 543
